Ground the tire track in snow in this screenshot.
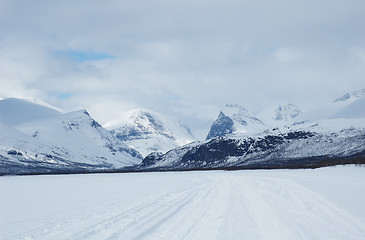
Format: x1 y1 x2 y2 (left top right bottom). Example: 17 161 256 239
134 175 231 240
13 178 212 240
79 183 209 240
224 174 365 240
4 171 365 240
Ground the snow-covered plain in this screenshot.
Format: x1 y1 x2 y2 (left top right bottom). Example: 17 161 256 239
1 166 365 240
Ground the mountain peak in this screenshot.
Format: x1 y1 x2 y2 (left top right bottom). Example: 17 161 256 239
107 108 196 157
206 111 234 140
206 104 265 140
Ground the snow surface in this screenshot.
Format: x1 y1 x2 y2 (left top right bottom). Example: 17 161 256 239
1 166 365 240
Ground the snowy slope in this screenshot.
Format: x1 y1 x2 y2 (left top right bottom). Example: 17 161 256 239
2 167 365 240
300 88 365 121
206 104 266 140
0 98 62 126
332 96 365 119
0 98 142 174
142 116 365 170
105 109 196 157
333 88 365 102
15 110 142 167
0 122 97 175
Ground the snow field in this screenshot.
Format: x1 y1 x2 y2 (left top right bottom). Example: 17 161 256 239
1 166 365 240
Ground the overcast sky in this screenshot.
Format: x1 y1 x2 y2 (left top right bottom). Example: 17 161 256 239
1 0 364 139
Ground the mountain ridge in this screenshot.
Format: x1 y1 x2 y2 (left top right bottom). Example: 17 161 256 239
1 88 365 174
141 89 365 170
105 109 197 157
0 98 142 175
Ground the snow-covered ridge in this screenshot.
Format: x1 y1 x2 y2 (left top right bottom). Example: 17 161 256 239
0 98 142 175
105 109 197 157
143 88 365 170
0 98 62 127
223 104 263 125
15 109 142 165
206 104 266 140
207 88 365 141
206 103 301 140
332 96 365 119
2 88 365 174
333 88 365 103
142 117 365 170
300 89 365 121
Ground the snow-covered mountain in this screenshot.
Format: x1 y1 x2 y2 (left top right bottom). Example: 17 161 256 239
104 109 197 157
0 98 62 126
206 104 302 141
333 88 365 103
332 96 365 119
142 118 365 170
141 90 365 170
2 88 364 174
206 104 266 140
300 88 365 121
257 104 301 126
0 98 142 175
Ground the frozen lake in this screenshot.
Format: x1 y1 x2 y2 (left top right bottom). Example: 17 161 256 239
1 166 365 239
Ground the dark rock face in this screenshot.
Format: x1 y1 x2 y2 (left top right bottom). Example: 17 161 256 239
141 152 164 167
206 112 234 140
7 150 23 156
141 130 343 170
187 131 315 168
0 152 111 176
179 138 251 168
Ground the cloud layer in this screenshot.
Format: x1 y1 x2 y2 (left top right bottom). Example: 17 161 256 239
1 0 365 139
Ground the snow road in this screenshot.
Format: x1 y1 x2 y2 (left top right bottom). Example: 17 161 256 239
1 167 365 240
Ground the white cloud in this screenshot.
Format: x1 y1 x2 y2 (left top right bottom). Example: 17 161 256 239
350 48 365 65
1 0 365 139
274 48 302 62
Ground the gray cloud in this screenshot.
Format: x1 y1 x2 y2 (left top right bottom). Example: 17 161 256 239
1 0 365 139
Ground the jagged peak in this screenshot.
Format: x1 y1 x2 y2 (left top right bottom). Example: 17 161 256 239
104 108 163 129
105 108 196 157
